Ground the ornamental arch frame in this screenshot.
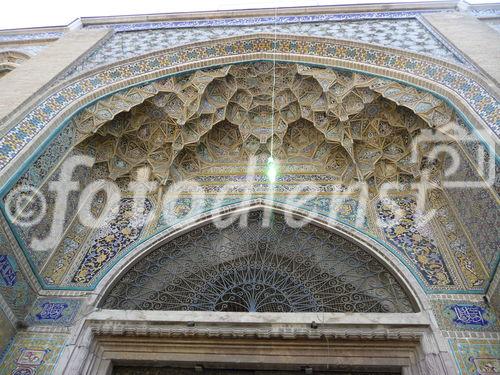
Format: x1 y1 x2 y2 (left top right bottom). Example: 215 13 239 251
59 202 456 375
0 51 30 77
0 33 498 187
0 34 497 295
0 33 486 375
91 200 426 312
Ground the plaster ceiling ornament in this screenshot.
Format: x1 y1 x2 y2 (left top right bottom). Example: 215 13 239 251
73 62 453 189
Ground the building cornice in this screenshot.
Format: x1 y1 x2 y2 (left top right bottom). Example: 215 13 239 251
80 1 459 27
0 1 460 36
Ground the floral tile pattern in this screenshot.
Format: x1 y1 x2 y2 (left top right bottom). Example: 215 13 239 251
0 332 67 375
376 197 455 287
450 339 500 375
71 198 153 285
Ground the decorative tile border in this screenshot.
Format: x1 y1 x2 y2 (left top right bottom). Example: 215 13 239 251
67 16 469 80
0 35 498 182
77 9 479 70
0 31 63 43
84 9 453 32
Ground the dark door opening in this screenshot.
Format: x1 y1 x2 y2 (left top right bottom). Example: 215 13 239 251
113 365 402 375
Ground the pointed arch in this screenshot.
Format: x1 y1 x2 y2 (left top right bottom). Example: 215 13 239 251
0 50 30 76
92 200 428 312
0 34 496 298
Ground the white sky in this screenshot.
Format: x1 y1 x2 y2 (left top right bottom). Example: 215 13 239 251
1 0 498 31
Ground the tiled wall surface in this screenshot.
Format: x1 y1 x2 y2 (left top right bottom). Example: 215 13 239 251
0 7 498 375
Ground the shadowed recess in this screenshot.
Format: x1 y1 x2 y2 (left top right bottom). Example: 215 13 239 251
101 210 417 313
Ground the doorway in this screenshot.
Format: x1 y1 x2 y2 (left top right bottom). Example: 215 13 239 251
112 364 402 374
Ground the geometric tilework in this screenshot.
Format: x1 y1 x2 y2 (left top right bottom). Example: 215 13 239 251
80 10 469 67
5 125 78 272
12 125 75 191
66 17 466 79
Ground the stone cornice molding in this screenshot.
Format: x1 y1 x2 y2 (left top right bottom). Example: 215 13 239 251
57 312 455 375
80 2 460 28
89 323 426 341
